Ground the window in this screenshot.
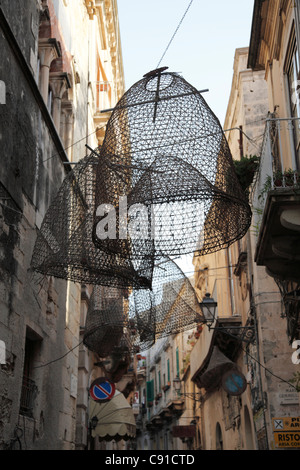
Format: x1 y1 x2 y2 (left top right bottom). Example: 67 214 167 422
146 379 154 405
167 358 170 383
158 370 161 392
216 423 223 450
19 329 41 417
176 347 180 377
285 25 300 169
47 86 53 115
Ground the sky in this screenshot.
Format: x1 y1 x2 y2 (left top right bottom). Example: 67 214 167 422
117 0 255 276
117 0 255 127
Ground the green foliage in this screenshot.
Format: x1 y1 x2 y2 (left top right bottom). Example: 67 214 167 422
258 169 300 201
233 155 260 195
289 371 300 392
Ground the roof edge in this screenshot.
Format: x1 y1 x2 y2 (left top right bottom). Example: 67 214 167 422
247 0 266 70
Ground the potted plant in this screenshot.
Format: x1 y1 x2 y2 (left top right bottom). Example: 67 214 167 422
259 169 300 201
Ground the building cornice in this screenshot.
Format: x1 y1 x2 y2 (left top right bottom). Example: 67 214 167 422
87 0 125 98
248 0 267 70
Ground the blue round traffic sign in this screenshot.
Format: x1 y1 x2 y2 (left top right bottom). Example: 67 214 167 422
222 369 247 396
89 377 116 402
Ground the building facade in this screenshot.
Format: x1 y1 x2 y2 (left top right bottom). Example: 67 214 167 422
189 1 300 451
134 329 201 451
131 9 300 448
0 0 125 450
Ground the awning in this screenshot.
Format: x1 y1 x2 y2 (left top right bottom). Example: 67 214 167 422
89 391 136 441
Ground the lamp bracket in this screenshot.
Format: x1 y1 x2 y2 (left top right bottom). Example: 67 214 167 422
208 325 255 344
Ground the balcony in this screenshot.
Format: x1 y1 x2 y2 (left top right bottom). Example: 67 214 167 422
252 117 300 281
166 391 185 416
94 81 112 113
93 81 114 144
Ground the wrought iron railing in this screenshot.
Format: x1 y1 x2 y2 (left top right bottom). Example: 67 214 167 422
251 116 300 236
95 81 112 112
19 376 37 417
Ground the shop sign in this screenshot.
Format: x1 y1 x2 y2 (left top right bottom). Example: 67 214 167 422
273 417 300 448
278 383 299 405
172 425 196 438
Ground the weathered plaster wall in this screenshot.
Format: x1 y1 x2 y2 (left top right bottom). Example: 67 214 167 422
0 1 77 449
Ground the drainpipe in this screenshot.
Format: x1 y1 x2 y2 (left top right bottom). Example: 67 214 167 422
239 125 244 159
246 230 269 449
86 32 90 150
294 1 300 67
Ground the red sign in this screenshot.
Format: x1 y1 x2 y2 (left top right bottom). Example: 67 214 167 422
172 425 196 438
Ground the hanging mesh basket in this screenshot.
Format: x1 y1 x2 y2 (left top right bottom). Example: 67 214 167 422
83 286 127 357
83 256 204 356
92 68 252 260
131 256 204 344
30 155 153 289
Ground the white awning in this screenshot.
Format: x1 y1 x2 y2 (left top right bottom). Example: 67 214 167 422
89 391 136 441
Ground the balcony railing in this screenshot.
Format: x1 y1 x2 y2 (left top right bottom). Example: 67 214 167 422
20 376 38 417
251 117 300 283
94 81 112 113
251 117 300 236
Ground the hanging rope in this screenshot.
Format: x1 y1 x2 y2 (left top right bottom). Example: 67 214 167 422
156 0 195 68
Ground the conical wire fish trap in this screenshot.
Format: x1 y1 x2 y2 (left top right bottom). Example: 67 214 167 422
130 256 205 347
92 67 252 260
30 155 153 289
83 285 129 357
83 284 155 356
83 257 204 356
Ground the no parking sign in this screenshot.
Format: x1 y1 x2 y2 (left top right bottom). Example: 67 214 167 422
89 377 116 403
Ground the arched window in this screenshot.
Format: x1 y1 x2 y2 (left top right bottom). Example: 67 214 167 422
244 406 255 450
216 422 223 450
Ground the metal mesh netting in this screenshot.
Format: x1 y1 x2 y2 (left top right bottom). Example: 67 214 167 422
31 68 251 289
30 155 153 289
92 68 252 260
83 257 204 355
83 285 132 357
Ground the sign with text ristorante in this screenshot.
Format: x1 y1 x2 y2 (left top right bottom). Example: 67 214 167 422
272 417 300 448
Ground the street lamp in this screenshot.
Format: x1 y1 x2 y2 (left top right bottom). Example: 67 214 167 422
91 415 98 430
173 375 181 394
199 293 217 328
199 293 255 344
172 376 203 402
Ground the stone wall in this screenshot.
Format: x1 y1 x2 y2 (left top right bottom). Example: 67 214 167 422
0 1 77 449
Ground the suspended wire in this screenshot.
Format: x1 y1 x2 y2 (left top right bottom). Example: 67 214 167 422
30 330 298 392
33 340 84 368
40 115 266 166
156 0 195 68
42 125 107 163
241 344 299 391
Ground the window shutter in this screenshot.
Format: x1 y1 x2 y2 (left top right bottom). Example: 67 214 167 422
176 347 180 377
146 379 154 404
